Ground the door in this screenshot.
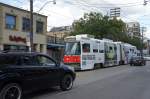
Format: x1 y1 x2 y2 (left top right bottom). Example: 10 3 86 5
20 55 50 91
34 55 61 86
81 43 95 70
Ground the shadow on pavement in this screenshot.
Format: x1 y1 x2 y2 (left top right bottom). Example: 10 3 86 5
76 65 126 72
23 87 61 99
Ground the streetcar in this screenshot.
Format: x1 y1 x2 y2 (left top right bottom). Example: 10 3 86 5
63 34 137 70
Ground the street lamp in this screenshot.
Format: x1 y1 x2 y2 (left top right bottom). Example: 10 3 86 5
37 0 56 13
143 0 148 6
29 0 56 52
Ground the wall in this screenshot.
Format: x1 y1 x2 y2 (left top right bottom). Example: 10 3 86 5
0 4 47 53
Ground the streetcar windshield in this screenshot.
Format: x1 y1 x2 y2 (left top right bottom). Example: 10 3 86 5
65 42 81 55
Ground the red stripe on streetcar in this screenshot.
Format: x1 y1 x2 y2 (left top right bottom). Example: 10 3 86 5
63 55 80 63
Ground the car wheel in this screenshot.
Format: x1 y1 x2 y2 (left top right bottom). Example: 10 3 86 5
60 74 73 91
0 83 22 99
142 63 145 66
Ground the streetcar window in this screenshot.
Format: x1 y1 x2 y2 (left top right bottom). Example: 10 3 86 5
65 42 81 55
99 50 104 53
93 43 98 53
109 47 112 50
82 43 90 53
93 49 98 53
114 46 117 50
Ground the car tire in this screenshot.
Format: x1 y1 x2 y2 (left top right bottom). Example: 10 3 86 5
0 83 22 99
142 63 145 66
60 74 73 91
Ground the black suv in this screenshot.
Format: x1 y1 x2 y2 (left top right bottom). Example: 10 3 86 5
0 52 76 99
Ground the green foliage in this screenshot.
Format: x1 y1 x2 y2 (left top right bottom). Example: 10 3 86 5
71 12 142 49
72 12 126 40
129 37 142 50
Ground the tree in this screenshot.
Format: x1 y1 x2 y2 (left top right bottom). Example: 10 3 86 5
72 12 127 40
72 12 104 38
129 37 142 50
71 12 142 49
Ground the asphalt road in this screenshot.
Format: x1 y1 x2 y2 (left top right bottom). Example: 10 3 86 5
25 62 150 99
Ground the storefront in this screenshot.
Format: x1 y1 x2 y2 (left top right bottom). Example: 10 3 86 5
2 35 29 51
47 43 65 62
3 45 29 51
0 3 47 53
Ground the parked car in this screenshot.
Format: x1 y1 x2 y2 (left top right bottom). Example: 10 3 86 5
0 52 76 99
130 56 146 66
144 56 150 61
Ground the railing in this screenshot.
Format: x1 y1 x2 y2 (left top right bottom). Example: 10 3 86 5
47 36 65 44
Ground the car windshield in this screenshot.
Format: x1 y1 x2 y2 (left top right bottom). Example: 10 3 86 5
65 42 81 55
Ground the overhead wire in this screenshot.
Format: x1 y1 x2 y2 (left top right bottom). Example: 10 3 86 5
33 5 75 20
64 0 143 8
79 0 142 6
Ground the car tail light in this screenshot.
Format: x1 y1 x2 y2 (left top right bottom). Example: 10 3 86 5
63 55 80 63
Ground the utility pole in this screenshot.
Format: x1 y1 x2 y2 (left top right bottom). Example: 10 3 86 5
148 40 150 55
141 28 144 58
141 27 146 58
30 0 34 52
32 0 56 52
54 34 57 44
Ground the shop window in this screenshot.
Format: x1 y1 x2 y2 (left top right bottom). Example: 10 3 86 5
22 17 30 31
82 43 90 53
36 21 44 33
5 14 16 30
4 45 28 51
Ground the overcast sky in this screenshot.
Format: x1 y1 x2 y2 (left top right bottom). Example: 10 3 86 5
1 0 150 38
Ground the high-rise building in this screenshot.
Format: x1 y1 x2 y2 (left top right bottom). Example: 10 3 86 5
126 22 141 38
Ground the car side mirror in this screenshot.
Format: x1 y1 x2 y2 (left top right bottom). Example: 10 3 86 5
56 61 61 67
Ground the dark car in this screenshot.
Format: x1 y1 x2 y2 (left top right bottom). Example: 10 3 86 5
130 56 146 66
0 52 76 99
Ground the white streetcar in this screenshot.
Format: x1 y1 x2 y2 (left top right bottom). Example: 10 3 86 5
63 34 137 70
